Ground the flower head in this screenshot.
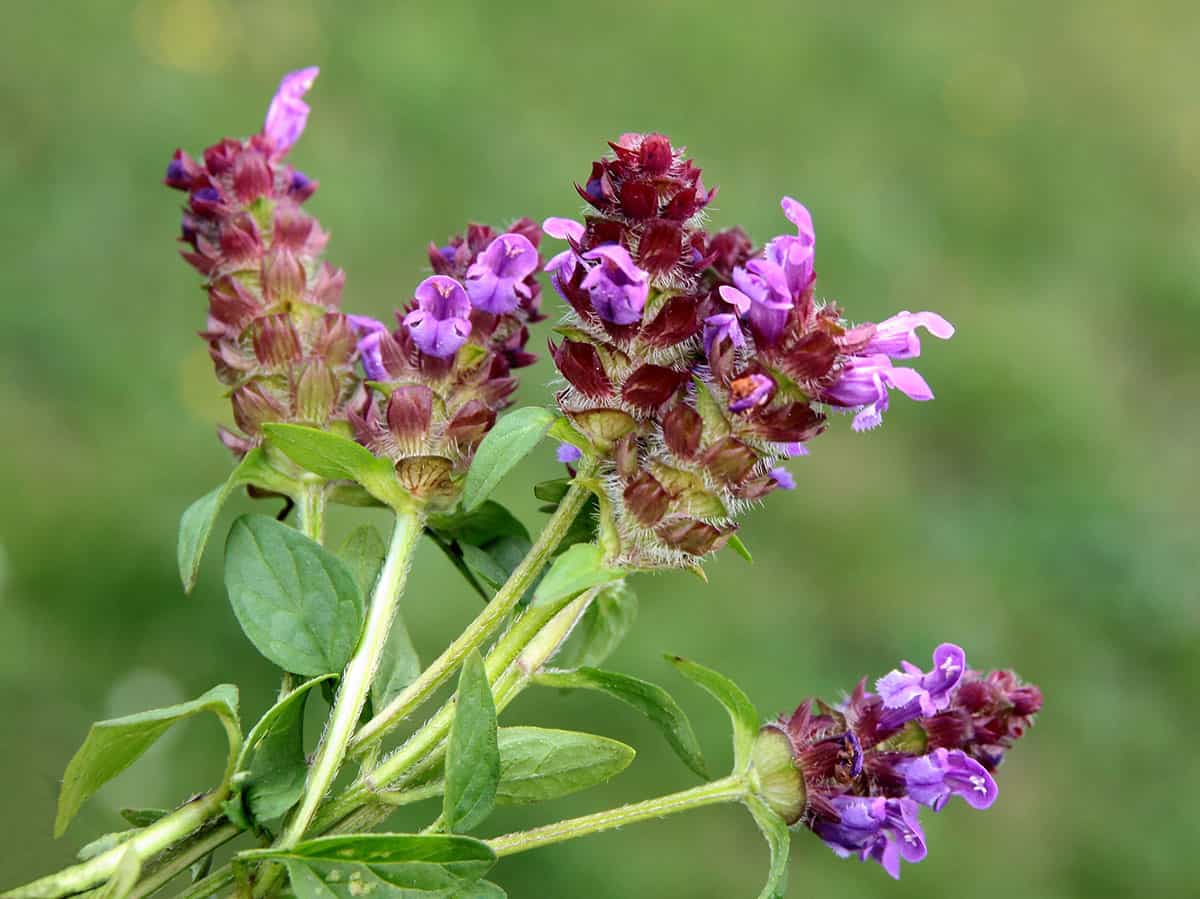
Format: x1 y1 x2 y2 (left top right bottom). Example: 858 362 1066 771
749 644 1040 879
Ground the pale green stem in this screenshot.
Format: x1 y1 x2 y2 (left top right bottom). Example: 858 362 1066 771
294 481 326 545
348 461 598 753
487 775 748 858
171 866 234 899
2 794 227 899
124 823 240 899
261 504 424 885
315 588 601 835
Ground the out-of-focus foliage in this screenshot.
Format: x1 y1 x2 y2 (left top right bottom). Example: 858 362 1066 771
1 1 1197 896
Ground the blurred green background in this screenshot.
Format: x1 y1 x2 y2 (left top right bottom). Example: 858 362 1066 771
2 0 1198 896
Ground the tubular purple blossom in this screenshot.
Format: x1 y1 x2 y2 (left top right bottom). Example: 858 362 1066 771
821 355 935 432
262 67 320 157
465 233 540 314
578 245 650 324
876 643 967 719
403 276 473 358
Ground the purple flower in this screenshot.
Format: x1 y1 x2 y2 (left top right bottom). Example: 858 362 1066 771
556 443 583 464
763 197 817 296
347 315 388 338
702 313 744 357
899 748 998 812
262 67 319 157
719 258 794 346
403 276 473 358
876 643 966 719
783 441 809 457
579 245 649 324
770 467 796 490
862 311 955 360
821 354 934 432
346 315 391 380
729 373 775 412
465 233 539 314
814 796 927 880
542 217 585 280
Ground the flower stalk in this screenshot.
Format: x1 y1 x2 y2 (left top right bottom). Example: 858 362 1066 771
487 774 748 858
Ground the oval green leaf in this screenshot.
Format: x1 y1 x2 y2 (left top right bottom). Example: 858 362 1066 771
530 543 622 609
55 684 240 837
443 651 499 833
224 515 364 677
461 407 556 511
533 668 708 780
495 726 634 804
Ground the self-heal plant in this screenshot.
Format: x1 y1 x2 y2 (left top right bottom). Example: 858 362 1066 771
3 70 1040 899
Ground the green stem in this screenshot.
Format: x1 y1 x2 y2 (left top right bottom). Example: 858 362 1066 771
171 866 234 899
294 481 327 545
271 504 424 852
314 589 600 835
348 461 597 753
486 775 748 858
2 794 227 899
125 822 240 899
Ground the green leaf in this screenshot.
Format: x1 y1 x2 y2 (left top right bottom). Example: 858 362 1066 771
225 674 334 828
339 525 388 597
534 668 708 780
55 684 240 837
97 846 142 899
249 833 496 898
443 651 499 833
728 534 754 563
461 407 556 511
553 582 638 669
532 478 571 504
119 808 167 827
177 448 285 594
667 655 760 771
530 543 621 609
428 502 530 546
745 795 791 899
263 423 400 506
459 544 510 591
448 882 506 899
224 514 364 677
495 726 635 804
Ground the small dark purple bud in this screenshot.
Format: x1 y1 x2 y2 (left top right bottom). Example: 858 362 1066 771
662 404 702 459
288 169 317 201
639 134 674 174
656 519 732 556
232 383 285 434
252 314 302 367
623 472 671 526
445 399 497 448
621 365 688 411
164 150 202 190
701 437 758 484
385 385 434 446
728 373 775 413
613 434 639 479
636 218 684 278
232 150 273 203
552 340 614 398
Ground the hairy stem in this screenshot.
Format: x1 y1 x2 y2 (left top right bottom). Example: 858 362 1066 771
349 461 597 753
2 793 227 899
487 775 748 858
125 822 240 899
269 503 424 855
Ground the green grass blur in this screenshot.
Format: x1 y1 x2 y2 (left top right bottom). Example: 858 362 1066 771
1 0 1198 895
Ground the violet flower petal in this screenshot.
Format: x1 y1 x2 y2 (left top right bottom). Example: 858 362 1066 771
465 233 540 314
863 310 955 360
263 67 319 157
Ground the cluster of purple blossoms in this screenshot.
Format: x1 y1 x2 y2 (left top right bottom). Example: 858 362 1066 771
344 220 543 502
542 134 954 568
164 68 360 456
751 644 1042 878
